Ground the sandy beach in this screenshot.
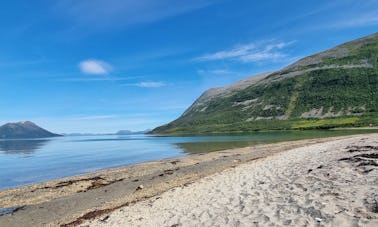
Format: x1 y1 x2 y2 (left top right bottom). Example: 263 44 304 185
0 134 377 226
84 134 378 227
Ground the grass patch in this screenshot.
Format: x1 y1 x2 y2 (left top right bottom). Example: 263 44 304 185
291 117 360 129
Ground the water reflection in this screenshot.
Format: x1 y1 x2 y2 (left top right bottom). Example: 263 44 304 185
176 141 258 154
0 139 50 154
175 129 378 154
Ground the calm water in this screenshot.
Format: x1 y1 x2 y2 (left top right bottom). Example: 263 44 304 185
0 130 376 190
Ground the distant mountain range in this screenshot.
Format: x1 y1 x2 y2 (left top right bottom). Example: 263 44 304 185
62 129 151 136
115 129 151 135
152 33 378 134
0 121 61 139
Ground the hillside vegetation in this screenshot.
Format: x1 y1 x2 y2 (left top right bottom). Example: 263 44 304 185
152 33 378 134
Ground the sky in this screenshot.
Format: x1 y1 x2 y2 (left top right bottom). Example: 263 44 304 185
0 0 377 133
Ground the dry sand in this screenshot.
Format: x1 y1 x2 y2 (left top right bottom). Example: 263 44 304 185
84 134 378 227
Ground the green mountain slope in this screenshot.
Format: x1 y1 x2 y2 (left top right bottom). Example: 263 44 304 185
152 33 378 134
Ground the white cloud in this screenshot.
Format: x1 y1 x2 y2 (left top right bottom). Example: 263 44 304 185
136 81 166 88
79 59 112 75
197 41 295 63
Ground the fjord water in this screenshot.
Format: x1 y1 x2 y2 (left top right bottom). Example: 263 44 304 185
0 130 376 190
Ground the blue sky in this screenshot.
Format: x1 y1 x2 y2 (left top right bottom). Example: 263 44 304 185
0 0 377 133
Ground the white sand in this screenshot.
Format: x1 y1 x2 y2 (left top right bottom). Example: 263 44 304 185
84 134 378 227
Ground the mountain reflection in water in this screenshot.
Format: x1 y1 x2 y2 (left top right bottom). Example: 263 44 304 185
0 139 50 155
1 129 377 190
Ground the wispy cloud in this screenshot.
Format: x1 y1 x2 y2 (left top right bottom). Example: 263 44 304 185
197 40 295 63
79 59 113 75
55 0 215 31
197 69 239 76
328 12 378 29
121 81 167 88
294 0 378 31
135 81 166 88
59 75 144 82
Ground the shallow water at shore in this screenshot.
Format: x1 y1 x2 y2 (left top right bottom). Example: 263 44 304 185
0 129 377 190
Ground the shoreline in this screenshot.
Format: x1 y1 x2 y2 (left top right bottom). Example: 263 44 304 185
0 134 377 226
1 129 378 191
84 133 378 227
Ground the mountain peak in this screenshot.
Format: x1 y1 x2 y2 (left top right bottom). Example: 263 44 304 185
0 121 61 139
19 121 35 126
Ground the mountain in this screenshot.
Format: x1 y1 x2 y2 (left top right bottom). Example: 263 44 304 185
0 121 61 139
152 33 378 134
61 133 110 136
115 129 151 135
115 130 133 135
61 129 151 136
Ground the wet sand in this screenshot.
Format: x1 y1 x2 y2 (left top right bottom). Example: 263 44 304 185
0 134 377 226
